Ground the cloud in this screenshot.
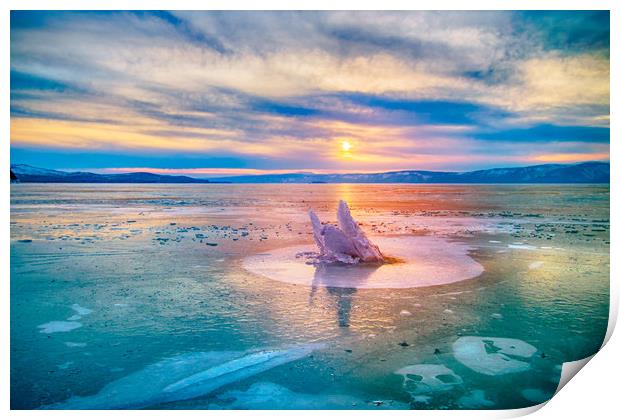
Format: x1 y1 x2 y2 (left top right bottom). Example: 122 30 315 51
10 11 609 172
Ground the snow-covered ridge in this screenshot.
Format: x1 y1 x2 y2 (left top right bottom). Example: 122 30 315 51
9 162 610 183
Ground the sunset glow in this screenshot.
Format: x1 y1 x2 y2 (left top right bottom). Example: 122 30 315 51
10 11 609 176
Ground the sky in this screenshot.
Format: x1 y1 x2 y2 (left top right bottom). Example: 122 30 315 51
10 11 610 177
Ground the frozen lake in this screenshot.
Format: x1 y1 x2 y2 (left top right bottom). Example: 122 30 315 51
10 183 609 409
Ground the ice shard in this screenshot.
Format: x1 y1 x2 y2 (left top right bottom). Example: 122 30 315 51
309 200 385 264
42 344 325 409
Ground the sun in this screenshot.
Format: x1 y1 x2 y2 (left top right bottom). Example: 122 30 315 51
341 140 352 152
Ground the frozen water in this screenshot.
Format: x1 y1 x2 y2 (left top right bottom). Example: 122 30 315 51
458 390 494 408
244 236 483 289
10 183 609 409
38 321 82 334
210 382 406 410
162 347 321 393
64 342 87 348
453 336 537 376
412 395 432 405
508 244 538 250
521 388 553 404
57 362 74 370
44 343 324 409
308 200 384 264
70 304 93 316
528 261 544 270
395 364 463 394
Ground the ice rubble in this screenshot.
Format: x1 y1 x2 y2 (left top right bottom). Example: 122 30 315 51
309 200 384 264
453 336 537 376
395 364 463 395
43 343 324 409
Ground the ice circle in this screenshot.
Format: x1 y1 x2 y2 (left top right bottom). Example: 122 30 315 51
242 236 484 289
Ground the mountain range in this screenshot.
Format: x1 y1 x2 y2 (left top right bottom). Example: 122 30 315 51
10 162 610 184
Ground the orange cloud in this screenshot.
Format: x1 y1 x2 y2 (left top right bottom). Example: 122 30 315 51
529 152 609 163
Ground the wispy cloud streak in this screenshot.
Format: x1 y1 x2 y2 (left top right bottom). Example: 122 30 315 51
10 11 609 173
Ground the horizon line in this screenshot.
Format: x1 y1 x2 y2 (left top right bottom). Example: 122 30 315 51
11 161 609 179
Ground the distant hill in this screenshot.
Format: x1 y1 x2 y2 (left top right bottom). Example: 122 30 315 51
214 162 610 184
10 162 609 184
10 164 215 183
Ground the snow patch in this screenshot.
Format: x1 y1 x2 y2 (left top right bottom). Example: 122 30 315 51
453 336 537 376
38 321 82 334
71 304 93 316
395 364 463 394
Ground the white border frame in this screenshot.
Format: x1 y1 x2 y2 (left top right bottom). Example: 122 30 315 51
2 2 616 419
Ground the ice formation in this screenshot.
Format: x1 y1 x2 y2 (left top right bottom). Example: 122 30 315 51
43 343 324 409
453 336 537 376
395 364 463 395
309 200 384 264
243 236 484 289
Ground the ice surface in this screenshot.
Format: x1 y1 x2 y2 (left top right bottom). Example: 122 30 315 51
210 382 407 410
528 261 544 270
308 200 384 264
458 390 495 408
508 244 538 250
396 364 463 394
522 388 553 404
453 336 537 376
64 342 87 348
70 304 93 316
57 362 74 370
38 321 82 334
44 343 324 409
162 348 314 393
244 236 483 289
